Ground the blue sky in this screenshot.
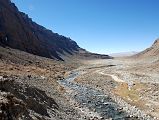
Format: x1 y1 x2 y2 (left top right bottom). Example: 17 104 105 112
12 0 159 54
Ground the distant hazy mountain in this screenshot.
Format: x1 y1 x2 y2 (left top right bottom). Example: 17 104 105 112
109 51 138 57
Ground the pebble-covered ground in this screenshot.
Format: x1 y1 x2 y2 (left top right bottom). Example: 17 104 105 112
56 58 159 120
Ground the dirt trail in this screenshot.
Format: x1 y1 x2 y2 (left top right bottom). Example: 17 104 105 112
97 70 125 83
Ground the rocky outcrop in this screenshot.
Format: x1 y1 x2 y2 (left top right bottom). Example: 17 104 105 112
0 76 59 120
0 0 79 60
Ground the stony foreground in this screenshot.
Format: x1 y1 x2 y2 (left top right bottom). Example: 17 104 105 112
72 58 159 119
1 46 159 119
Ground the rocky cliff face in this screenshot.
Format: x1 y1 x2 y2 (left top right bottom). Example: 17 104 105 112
0 0 79 60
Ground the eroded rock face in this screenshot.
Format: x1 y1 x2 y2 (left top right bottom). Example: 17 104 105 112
0 0 79 60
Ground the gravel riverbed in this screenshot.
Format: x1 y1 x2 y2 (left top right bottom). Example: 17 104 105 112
58 70 155 120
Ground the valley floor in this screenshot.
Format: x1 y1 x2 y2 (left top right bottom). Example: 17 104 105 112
58 57 159 120
1 47 159 120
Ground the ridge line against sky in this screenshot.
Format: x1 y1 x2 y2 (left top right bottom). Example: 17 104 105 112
12 0 159 54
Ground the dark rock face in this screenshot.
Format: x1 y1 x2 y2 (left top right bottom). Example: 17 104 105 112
0 0 79 60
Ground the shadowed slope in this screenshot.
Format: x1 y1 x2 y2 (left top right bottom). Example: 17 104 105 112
0 0 79 60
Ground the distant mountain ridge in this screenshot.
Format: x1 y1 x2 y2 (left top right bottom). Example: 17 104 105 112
0 0 79 60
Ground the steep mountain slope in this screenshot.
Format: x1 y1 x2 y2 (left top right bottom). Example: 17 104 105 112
0 0 79 60
0 0 112 61
134 39 159 58
132 39 159 73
